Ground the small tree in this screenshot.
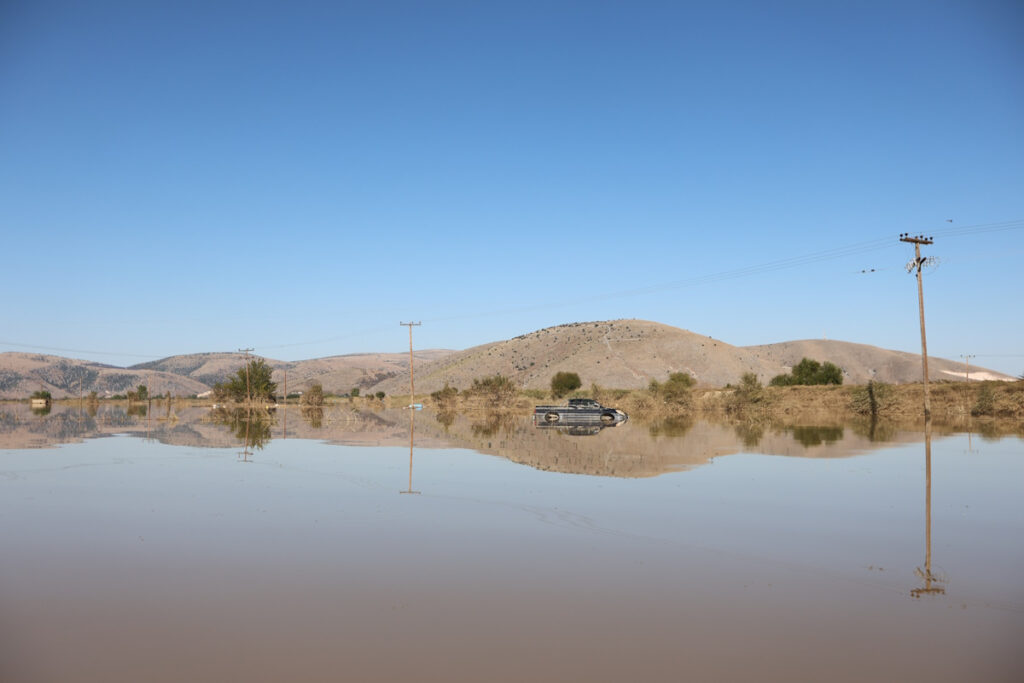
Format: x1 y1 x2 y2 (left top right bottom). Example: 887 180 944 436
375 391 385 400
136 385 149 401
213 359 278 402
550 371 582 398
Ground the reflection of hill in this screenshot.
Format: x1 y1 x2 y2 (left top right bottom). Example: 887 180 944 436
408 412 926 478
1 404 1008 478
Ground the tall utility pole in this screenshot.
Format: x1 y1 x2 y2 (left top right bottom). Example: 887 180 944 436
399 322 421 408
900 233 935 420
960 354 976 383
239 348 254 404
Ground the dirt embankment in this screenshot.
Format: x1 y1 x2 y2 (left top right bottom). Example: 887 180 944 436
419 380 1024 425
709 380 1024 422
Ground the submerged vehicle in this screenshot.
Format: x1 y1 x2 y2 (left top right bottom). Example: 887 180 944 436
533 398 628 425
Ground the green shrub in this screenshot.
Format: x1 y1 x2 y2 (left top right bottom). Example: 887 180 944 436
972 383 996 416
550 371 582 398
770 358 843 386
649 372 696 406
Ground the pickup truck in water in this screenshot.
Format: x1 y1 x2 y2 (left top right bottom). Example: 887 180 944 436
533 398 628 425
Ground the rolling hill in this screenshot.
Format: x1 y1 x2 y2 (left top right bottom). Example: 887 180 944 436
0 352 211 399
0 319 1012 399
370 319 1013 394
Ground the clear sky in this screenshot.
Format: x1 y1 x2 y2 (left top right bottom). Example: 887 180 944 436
2 0 1023 376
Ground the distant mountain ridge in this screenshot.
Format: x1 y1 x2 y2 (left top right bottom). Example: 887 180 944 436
0 319 1013 399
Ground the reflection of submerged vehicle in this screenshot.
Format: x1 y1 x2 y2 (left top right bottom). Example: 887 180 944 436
535 420 623 436
533 398 628 425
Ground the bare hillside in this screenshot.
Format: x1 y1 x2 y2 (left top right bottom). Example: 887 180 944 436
0 352 211 399
742 339 1014 384
372 320 1012 394
132 350 454 396
373 319 785 395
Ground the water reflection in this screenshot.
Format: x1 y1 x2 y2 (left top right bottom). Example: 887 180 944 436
2 402 1021 481
3 408 1020 683
401 408 420 495
733 420 765 448
301 406 324 429
471 412 517 438
646 416 693 438
912 420 946 598
787 425 844 447
210 407 274 457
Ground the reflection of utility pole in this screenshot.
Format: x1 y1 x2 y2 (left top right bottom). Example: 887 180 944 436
401 408 420 494
399 322 421 408
900 234 935 420
239 348 254 405
239 407 254 462
912 420 945 598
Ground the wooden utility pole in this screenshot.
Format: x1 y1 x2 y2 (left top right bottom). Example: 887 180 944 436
239 348 254 404
399 322 421 408
960 354 975 382
900 234 935 420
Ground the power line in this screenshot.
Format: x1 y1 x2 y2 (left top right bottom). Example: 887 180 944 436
4 219 1022 359
0 341 164 359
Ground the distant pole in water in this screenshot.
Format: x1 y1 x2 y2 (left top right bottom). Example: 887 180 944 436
400 322 421 407
960 354 975 383
900 233 935 420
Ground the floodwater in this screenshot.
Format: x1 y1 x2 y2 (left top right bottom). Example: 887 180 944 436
1 404 1022 682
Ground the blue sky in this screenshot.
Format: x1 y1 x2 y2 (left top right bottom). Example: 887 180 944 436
2 0 1023 375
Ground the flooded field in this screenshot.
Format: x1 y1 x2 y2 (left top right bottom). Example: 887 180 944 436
2 404 1022 682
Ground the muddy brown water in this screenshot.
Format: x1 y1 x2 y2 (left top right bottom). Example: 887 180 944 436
1 405 1022 682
